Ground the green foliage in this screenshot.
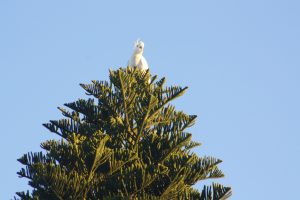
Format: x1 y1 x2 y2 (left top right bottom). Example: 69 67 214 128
15 67 231 199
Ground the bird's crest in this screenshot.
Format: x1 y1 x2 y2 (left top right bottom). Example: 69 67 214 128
134 39 144 48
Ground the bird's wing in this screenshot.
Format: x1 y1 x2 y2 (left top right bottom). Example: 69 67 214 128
140 56 149 71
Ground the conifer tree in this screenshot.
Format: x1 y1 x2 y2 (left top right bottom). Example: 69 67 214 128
15 67 231 199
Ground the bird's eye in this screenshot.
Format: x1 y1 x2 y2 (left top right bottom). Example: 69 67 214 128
139 46 142 49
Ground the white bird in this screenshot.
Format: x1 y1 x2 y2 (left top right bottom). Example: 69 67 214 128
128 39 149 71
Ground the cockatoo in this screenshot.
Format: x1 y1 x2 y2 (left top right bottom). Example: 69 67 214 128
128 39 149 71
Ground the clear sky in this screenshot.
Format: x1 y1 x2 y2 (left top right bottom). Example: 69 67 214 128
0 1 299 199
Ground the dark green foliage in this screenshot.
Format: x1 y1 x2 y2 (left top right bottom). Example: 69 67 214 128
15 67 231 199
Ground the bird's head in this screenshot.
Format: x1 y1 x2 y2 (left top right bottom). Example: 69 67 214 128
133 39 144 54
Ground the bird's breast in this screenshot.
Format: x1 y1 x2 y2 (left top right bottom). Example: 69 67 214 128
130 55 141 66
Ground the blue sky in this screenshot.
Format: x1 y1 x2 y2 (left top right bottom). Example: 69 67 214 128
1 1 299 199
